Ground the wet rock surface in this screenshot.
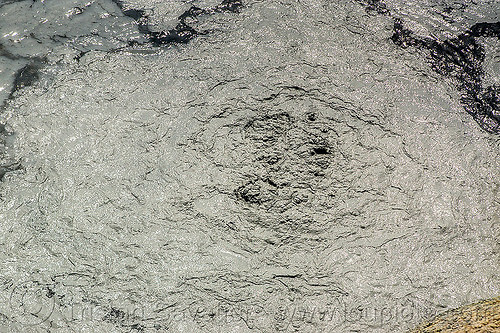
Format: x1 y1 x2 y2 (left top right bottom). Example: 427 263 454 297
0 0 498 332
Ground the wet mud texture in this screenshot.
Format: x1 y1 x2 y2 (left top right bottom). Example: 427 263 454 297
0 0 243 102
392 20 500 134
0 0 244 180
357 0 500 134
113 0 243 45
0 0 144 177
357 0 390 15
10 60 46 100
0 0 499 332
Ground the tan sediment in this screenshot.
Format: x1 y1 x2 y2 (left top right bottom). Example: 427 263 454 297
409 297 500 333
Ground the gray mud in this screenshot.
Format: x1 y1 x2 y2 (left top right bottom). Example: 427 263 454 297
0 0 499 332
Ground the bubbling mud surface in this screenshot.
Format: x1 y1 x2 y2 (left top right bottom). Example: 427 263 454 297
0 0 498 332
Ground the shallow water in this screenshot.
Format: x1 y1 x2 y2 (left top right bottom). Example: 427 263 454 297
0 0 498 332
